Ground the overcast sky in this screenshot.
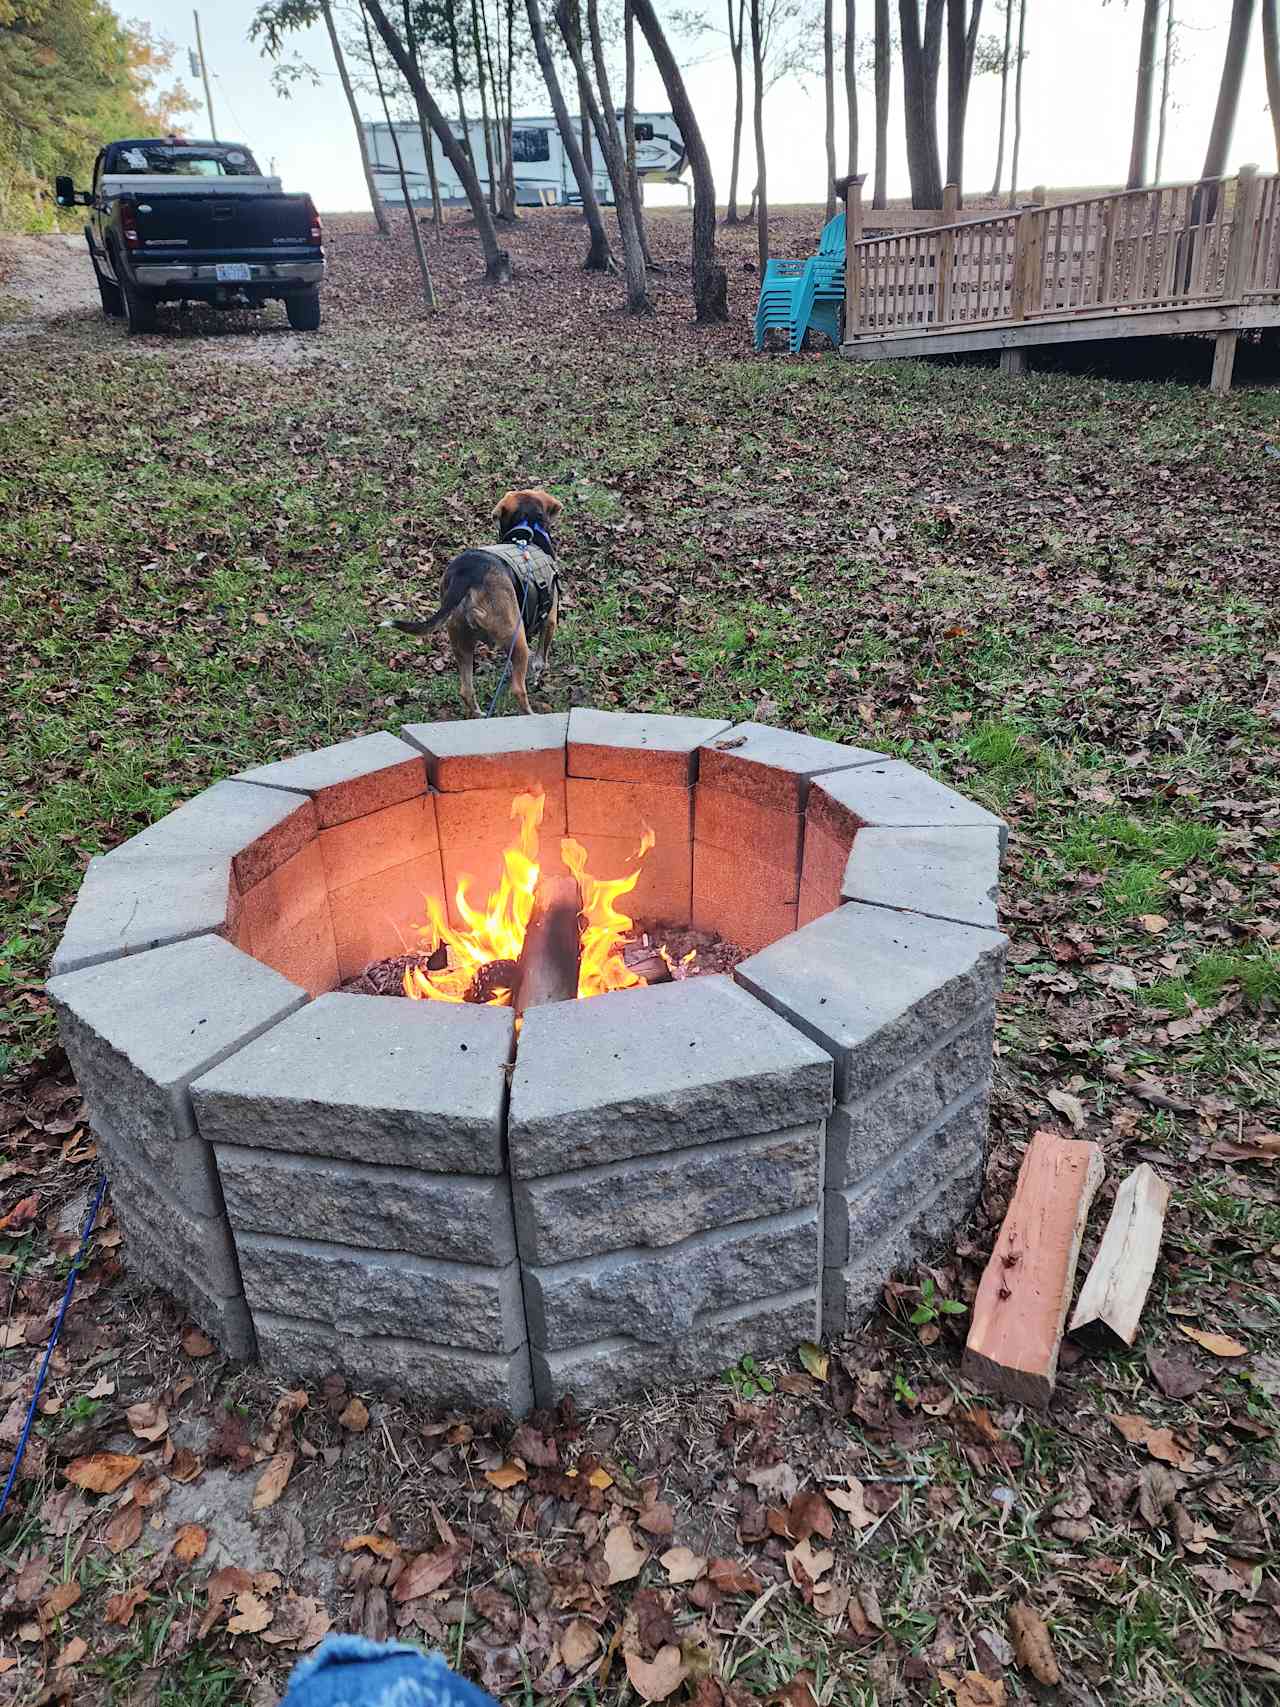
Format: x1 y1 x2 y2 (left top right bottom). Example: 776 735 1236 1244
124 2 1279 211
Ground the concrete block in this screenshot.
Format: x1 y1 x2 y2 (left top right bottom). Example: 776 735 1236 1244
798 821 856 924
567 709 733 785
692 842 797 955
235 1234 527 1354
531 1291 818 1410
435 782 567 848
514 1123 823 1264
252 1312 533 1414
215 1147 517 1266
95 1108 223 1221
509 975 831 1177
827 1009 996 1187
401 713 568 793
567 777 693 844
841 826 1002 929
239 733 427 829
798 878 839 930
102 781 315 889
328 852 448 980
238 841 338 997
809 760 1007 846
50 852 237 978
524 1210 820 1349
697 723 882 811
318 795 441 892
47 936 307 1202
192 993 513 1173
564 833 691 928
824 1091 989 1267
694 786 802 877
822 1153 985 1337
736 903 1007 1102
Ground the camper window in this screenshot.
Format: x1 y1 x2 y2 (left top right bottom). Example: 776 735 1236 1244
512 128 550 163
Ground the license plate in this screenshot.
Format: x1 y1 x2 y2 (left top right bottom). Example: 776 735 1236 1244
215 263 251 282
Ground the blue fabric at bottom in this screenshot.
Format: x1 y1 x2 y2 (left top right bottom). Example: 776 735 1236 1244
282 1637 500 1707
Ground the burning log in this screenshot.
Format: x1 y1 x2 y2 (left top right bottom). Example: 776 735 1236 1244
512 876 582 1015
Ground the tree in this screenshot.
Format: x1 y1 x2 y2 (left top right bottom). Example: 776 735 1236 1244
944 0 982 198
1154 0 1176 181
844 0 858 177
872 0 890 206
750 0 768 266
1201 0 1255 179
1262 0 1279 171
623 0 655 264
524 0 613 268
724 0 747 222
631 0 728 320
823 0 836 218
1007 0 1026 205
990 0 1011 193
362 6 437 303
1126 0 1160 189
899 0 943 208
318 0 389 233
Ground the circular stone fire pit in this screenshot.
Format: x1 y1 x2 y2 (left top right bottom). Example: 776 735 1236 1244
48 710 1007 1415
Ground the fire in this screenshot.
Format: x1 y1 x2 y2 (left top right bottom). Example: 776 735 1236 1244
403 788 653 1005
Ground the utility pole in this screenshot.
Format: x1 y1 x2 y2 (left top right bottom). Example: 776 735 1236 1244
193 10 217 140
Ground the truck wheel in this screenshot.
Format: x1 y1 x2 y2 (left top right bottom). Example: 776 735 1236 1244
285 287 321 331
87 238 123 317
121 277 158 334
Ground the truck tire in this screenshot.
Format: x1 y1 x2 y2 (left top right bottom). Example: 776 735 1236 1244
285 286 321 331
86 235 123 317
121 275 159 334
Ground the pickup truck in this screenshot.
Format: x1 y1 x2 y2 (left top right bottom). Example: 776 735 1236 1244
55 136 325 334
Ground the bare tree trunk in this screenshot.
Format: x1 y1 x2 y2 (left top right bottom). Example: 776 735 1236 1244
402 0 442 232
725 0 746 223
624 0 654 264
321 0 389 235
945 0 983 199
632 0 729 319
1262 0 1280 171
824 0 837 218
1007 0 1026 207
750 0 768 268
1126 0 1160 188
873 0 890 206
1155 0 1175 182
363 7 436 307
555 0 651 310
526 0 614 267
480 0 513 217
845 0 858 176
363 0 512 281
899 0 944 208
504 0 518 213
446 4 474 166
991 0 1012 194
468 0 499 212
1202 0 1255 181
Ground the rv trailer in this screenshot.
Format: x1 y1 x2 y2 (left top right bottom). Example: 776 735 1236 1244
363 114 687 208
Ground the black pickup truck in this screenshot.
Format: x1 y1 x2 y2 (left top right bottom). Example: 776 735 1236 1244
55 137 325 334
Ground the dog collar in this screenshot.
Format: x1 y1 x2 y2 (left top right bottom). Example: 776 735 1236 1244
501 519 554 553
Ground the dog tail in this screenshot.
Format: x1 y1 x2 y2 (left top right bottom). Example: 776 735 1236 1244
379 581 467 637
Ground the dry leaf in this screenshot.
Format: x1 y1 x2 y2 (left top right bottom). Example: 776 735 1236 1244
338 1395 370 1432
258 1388 308 1455
661 1545 707 1584
826 1478 873 1529
0 1192 38 1233
561 1618 599 1672
587 1466 614 1490
707 1557 763 1595
813 1582 850 1621
252 1451 295 1510
1008 1601 1060 1686
638 1500 675 1538
391 1548 456 1603
86 1374 115 1399
744 1462 798 1502
125 1400 169 1442
785 1537 834 1586
104 1503 144 1555
64 1452 142 1494
227 1590 274 1635
182 1327 215 1357
1178 1325 1247 1358
55 1637 88 1671
105 1586 149 1627
797 1341 829 1380
1047 1088 1086 1129
41 1581 81 1619
173 1524 208 1564
1107 1414 1194 1468
259 1592 331 1649
625 1644 688 1702
169 1447 203 1484
940 1671 1006 1706
342 1533 401 1559
603 1524 648 1584
484 1460 527 1490
1138 913 1169 934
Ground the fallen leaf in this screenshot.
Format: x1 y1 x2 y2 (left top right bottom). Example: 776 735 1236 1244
744 1462 798 1502
86 1374 115 1399
391 1548 456 1603
1178 1325 1247 1359
604 1523 648 1584
169 1447 203 1484
258 1388 308 1455
561 1618 599 1672
587 1466 614 1490
1138 914 1169 934
957 1405 1003 1444
785 1537 834 1586
181 1327 215 1357
338 1395 370 1432
637 1500 675 1537
125 1400 169 1442
1147 1350 1211 1400
342 1533 401 1559
173 1524 208 1563
798 1342 829 1380
1047 1087 1086 1129
661 1545 707 1584
105 1586 149 1627
509 1423 557 1467
1208 1133 1280 1165
104 1503 144 1555
485 1460 527 1490
826 1478 873 1528
41 1581 82 1619
259 1592 330 1649
1008 1601 1059 1685
813 1582 849 1621
54 1636 88 1671
940 1671 1006 1706
707 1558 763 1596
625 1644 688 1702
0 1193 39 1233
1108 1414 1195 1467
252 1451 295 1510
766 1674 817 1707
785 1489 834 1541
64 1452 142 1494
227 1590 274 1635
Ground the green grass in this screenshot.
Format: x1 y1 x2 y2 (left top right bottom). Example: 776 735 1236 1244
1145 948 1280 1014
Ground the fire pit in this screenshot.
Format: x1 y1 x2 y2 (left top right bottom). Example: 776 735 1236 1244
48 710 1007 1414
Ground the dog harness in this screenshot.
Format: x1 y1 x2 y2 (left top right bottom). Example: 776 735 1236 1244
485 540 559 642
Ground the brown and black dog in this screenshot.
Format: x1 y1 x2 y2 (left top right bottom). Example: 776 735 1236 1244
383 488 562 717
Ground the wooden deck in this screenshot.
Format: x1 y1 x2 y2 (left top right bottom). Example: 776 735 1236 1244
839 168 1280 392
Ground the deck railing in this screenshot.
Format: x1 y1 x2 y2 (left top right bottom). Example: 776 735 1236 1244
844 167 1278 338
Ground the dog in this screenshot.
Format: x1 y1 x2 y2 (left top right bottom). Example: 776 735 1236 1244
382 489 562 717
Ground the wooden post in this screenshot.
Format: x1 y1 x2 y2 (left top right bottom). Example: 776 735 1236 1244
1210 330 1239 396
838 172 866 340
936 182 959 323
1000 346 1027 375
1221 163 1259 302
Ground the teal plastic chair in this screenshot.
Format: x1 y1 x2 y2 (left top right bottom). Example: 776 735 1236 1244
753 212 846 352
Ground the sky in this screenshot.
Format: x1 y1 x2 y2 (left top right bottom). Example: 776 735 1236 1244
123 2 1279 212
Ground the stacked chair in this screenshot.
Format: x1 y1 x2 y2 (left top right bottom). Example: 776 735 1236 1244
753 211 846 353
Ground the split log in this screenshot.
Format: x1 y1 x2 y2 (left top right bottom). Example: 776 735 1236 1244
622 940 672 985
962 1133 1104 1408
1067 1163 1170 1351
513 876 582 1015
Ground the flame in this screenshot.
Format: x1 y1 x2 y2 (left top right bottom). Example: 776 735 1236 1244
403 788 653 1006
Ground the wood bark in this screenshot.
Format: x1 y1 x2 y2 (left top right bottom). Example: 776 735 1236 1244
945 0 983 200
321 0 389 235
1154 0 1175 183
1201 0 1255 180
362 6 436 307
363 0 512 280
623 0 654 264
402 0 443 232
1126 0 1160 189
873 0 890 207
990 0 1012 194
1007 0 1026 207
844 0 858 177
899 0 944 208
525 0 614 268
469 0 499 213
750 0 768 268
513 877 581 1014
824 0 837 219
632 0 729 320
1067 1164 1170 1351
1263 0 1280 171
446 2 474 165
725 0 746 223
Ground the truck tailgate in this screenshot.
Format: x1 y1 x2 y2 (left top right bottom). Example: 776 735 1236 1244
133 193 314 253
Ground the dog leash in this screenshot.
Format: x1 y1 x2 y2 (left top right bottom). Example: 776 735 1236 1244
484 569 535 719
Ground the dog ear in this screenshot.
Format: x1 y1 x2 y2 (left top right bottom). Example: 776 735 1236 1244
529 488 563 520
491 491 518 520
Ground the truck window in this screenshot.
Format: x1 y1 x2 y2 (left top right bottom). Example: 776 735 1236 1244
511 128 550 164
108 144 261 177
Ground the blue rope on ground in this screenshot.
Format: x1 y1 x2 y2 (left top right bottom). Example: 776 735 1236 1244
0 1171 107 1522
